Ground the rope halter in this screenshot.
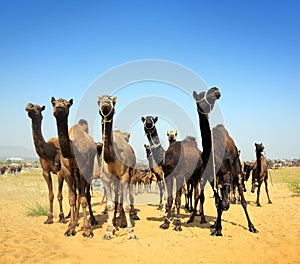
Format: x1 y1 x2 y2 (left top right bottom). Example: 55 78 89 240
196 91 214 115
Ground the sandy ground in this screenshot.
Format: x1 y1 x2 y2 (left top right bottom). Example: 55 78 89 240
0 168 299 264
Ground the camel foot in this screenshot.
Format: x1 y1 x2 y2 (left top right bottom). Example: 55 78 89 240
157 203 163 210
131 214 140 221
256 203 262 207
159 221 170 230
103 226 115 240
187 218 194 224
200 215 207 224
82 229 94 238
268 201 272 204
59 213 68 224
64 227 76 237
249 224 258 233
90 217 98 226
44 214 54 224
128 227 138 239
174 225 182 232
211 229 222 236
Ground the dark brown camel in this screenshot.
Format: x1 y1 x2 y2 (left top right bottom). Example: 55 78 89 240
250 143 272 206
190 87 258 236
144 144 165 208
97 95 138 239
25 103 67 224
142 116 203 231
51 97 97 237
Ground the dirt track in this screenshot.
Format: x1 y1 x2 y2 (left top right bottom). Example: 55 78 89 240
0 169 299 264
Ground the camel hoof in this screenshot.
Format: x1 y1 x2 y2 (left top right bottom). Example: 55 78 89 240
257 204 262 207
131 214 140 221
44 215 54 224
83 231 94 238
103 232 114 240
249 225 258 233
211 230 222 236
268 201 272 204
174 225 182 232
90 218 98 226
159 222 170 229
200 217 207 224
187 217 194 224
64 229 76 237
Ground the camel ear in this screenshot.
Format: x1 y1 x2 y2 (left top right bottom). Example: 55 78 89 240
144 144 147 148
69 99 73 106
175 130 178 136
141 117 145 122
167 131 170 136
97 96 101 104
113 96 118 104
41 106 46 111
154 116 158 123
51 97 56 105
193 91 199 101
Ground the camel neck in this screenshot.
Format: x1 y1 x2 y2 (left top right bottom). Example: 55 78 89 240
256 151 262 172
31 118 49 159
102 119 116 163
197 111 212 166
55 115 73 158
147 154 154 169
145 128 165 166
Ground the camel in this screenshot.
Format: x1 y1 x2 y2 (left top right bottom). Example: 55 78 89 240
97 94 138 239
25 103 67 224
142 116 203 231
167 130 178 145
144 144 165 208
250 143 272 206
190 87 258 236
51 97 97 237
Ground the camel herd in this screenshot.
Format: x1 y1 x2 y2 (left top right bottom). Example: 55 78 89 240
25 87 272 239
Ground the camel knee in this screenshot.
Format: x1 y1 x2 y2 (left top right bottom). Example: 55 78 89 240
49 193 54 201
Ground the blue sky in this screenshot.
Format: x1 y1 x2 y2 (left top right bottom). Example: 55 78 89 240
1 0 299 161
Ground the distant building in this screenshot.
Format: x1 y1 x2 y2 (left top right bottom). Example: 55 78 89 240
6 157 24 162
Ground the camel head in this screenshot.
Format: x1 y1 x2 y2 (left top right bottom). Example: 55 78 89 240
255 143 264 153
51 97 73 118
167 130 178 142
97 95 117 121
25 103 45 121
193 87 221 114
144 144 152 157
141 116 158 133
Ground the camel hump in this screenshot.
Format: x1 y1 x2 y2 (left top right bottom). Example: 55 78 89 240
47 137 60 149
183 136 197 147
113 130 136 167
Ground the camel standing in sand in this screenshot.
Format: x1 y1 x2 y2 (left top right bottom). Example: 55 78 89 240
190 87 257 236
144 144 165 208
142 116 203 231
251 143 272 206
51 97 97 237
25 103 67 224
97 95 138 239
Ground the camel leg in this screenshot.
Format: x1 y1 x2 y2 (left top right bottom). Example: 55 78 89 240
174 178 183 232
264 178 272 204
157 180 164 209
102 179 116 240
57 172 67 223
160 178 173 229
121 182 137 239
237 182 258 233
129 182 140 220
256 183 262 206
86 184 97 225
65 185 77 236
42 171 54 224
80 192 93 238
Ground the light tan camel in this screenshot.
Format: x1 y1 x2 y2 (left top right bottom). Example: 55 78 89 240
167 130 178 145
25 103 67 224
97 95 138 239
51 97 97 237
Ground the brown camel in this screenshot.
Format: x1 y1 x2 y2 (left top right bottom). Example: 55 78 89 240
167 130 178 145
190 87 257 236
144 144 165 208
51 97 97 237
142 116 203 231
97 95 138 239
250 143 272 206
25 103 67 224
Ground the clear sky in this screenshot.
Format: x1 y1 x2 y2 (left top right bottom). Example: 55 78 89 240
1 0 299 161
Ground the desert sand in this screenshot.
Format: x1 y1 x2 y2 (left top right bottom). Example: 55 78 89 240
0 168 299 264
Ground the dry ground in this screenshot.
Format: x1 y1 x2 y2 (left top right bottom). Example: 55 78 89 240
0 168 299 264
